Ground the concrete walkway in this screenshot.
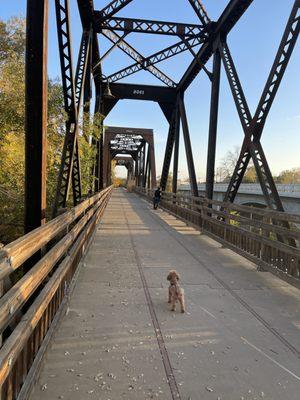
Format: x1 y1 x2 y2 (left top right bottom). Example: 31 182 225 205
30 188 300 400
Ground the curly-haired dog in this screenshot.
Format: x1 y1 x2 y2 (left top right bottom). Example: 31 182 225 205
167 270 185 313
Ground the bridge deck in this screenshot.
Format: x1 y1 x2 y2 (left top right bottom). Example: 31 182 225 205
30 189 300 400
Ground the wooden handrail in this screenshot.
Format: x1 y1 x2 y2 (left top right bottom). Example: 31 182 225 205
0 196 103 332
0 186 113 280
0 185 113 396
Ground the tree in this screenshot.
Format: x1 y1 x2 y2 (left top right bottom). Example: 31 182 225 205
217 146 240 182
0 17 98 244
217 146 258 183
243 166 258 183
276 167 300 184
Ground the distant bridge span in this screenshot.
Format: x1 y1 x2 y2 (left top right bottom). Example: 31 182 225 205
179 184 300 214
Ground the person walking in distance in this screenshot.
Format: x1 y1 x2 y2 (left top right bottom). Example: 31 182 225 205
153 187 161 210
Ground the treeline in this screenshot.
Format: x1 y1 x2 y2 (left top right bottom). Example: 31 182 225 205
215 147 300 184
0 18 97 245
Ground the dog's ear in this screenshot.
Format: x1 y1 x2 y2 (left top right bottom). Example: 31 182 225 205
167 272 172 281
175 272 180 281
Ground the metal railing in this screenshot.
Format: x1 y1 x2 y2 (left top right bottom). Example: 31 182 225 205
0 186 113 399
136 187 300 288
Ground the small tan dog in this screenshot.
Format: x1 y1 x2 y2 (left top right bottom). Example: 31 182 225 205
167 270 185 313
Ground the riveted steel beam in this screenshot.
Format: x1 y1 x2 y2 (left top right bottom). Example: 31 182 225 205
25 0 48 233
101 30 177 87
179 0 254 91
188 0 211 28
104 33 206 86
99 0 134 19
95 15 204 37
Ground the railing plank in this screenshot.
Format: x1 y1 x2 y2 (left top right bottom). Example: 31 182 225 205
0 186 112 395
0 187 112 280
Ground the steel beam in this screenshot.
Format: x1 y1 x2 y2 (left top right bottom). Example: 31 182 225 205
205 49 221 200
179 97 199 197
105 34 205 85
25 0 48 232
179 0 254 91
53 0 84 215
149 138 157 189
101 30 177 87
75 31 91 109
160 110 177 191
222 1 300 209
103 82 177 103
99 0 134 19
95 15 204 37
172 102 180 193
188 0 211 28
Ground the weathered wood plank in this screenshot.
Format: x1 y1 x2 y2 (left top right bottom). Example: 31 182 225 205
0 187 112 280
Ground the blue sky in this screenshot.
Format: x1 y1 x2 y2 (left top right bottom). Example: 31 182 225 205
2 0 300 180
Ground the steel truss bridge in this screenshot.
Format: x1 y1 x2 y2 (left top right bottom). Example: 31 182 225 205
0 1 300 399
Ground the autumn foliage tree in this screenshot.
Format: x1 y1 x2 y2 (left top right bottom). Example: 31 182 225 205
0 18 97 244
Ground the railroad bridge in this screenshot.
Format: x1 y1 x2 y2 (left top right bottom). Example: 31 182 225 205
0 1 299 399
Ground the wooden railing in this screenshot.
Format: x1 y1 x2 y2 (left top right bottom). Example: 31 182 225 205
0 186 113 399
136 187 300 288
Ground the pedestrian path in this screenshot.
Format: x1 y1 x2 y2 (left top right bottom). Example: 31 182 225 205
30 188 300 400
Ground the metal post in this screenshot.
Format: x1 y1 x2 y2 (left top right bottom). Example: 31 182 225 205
144 144 149 187
179 96 199 197
149 141 157 189
25 0 48 233
142 143 146 187
206 48 221 200
135 158 139 186
172 102 180 193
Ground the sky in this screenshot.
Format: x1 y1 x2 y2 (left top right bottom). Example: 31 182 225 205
2 0 300 180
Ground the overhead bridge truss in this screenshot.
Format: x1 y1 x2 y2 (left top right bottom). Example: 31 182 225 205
103 127 156 189
24 0 300 249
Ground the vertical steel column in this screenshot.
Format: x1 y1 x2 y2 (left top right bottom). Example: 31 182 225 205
143 143 150 187
25 0 48 233
138 150 143 186
206 48 221 200
135 157 139 186
160 106 176 191
179 96 199 197
172 101 180 193
142 143 146 187
149 138 157 189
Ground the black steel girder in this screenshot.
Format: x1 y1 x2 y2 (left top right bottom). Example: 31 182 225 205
101 30 177 87
221 1 300 210
101 82 177 103
53 0 93 215
105 34 205 85
25 0 48 233
188 0 211 28
95 15 204 37
179 0 254 91
99 0 134 19
77 1 102 83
